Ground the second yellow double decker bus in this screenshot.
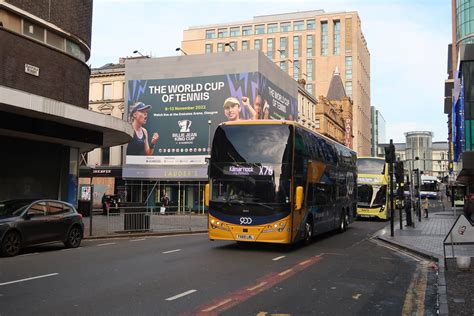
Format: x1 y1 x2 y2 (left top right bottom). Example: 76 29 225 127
205 120 357 245
356 157 390 220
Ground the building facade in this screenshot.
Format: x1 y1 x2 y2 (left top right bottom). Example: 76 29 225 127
377 133 449 180
0 1 132 202
447 0 474 189
371 106 386 156
181 9 371 155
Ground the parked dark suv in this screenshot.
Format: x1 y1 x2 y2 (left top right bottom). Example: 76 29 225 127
0 199 84 257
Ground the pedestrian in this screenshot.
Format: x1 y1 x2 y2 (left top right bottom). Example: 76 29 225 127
405 195 413 226
422 197 430 218
160 191 169 215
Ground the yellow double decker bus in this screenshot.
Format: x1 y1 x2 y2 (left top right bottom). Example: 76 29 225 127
205 120 357 245
356 157 390 220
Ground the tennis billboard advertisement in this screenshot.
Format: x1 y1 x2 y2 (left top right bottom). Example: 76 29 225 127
124 71 297 179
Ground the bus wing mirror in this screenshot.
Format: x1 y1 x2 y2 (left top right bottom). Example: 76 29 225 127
204 183 210 207
295 186 304 211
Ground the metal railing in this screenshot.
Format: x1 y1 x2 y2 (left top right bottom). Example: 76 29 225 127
105 206 208 234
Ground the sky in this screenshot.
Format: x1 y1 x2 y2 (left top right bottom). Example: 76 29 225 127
90 0 451 143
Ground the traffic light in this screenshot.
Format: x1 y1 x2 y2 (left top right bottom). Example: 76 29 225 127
395 161 404 183
384 143 396 164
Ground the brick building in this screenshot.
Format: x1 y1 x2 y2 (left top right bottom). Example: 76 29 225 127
0 1 132 202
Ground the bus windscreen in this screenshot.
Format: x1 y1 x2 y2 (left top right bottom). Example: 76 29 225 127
210 124 293 216
357 158 385 175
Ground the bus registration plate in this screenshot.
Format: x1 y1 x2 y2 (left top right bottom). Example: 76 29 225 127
236 234 254 240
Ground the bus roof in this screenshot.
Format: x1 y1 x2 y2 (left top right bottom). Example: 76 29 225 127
219 120 355 154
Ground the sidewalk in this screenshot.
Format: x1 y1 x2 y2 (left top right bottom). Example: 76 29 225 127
82 210 208 238
377 198 474 315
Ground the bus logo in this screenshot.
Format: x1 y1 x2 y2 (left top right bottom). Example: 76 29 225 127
240 217 253 225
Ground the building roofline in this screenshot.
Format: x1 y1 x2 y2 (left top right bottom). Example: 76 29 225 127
186 9 357 30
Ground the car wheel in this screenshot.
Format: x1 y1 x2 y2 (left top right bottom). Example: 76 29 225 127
1 231 21 257
304 219 313 245
64 226 82 248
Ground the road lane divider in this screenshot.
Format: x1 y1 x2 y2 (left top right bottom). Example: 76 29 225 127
130 238 146 242
0 273 59 286
166 289 197 301
189 255 323 315
162 249 181 254
246 282 267 291
201 299 233 312
97 242 116 247
278 269 293 276
272 256 286 261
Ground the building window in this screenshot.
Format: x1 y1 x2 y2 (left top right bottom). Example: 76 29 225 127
242 40 249 50
307 19 315 30
267 38 274 59
306 59 313 81
254 39 262 50
345 56 352 79
102 147 110 166
306 83 313 94
23 19 45 42
333 20 341 55
321 21 328 56
268 23 278 33
230 27 240 37
279 61 286 72
103 84 112 100
293 60 300 80
293 21 304 31
46 30 65 50
242 26 253 36
281 22 291 32
205 44 213 54
279 37 287 58
229 41 237 51
206 29 216 39
345 81 352 97
80 152 88 166
293 36 300 58
315 119 320 129
307 35 314 57
345 18 352 53
66 39 85 61
255 24 265 34
218 28 228 38
217 43 224 52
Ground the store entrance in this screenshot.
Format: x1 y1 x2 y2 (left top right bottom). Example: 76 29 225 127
125 180 207 214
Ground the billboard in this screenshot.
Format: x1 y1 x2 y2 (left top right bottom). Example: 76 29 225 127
123 71 297 179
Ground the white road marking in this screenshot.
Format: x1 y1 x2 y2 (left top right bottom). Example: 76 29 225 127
278 269 293 276
0 273 59 286
165 289 197 301
247 282 267 291
97 242 116 247
130 238 146 242
18 252 39 257
162 249 181 254
272 256 286 261
201 298 233 312
62 247 82 252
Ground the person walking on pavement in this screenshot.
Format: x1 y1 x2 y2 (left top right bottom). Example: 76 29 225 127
405 194 413 226
422 197 430 218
